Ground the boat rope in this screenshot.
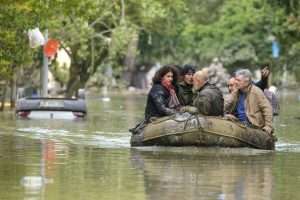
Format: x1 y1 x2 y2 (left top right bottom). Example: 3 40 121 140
183 114 197 130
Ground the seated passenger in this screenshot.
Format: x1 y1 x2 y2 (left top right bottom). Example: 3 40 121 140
177 64 196 106
255 65 270 91
256 65 280 116
228 66 279 116
183 70 224 116
225 69 273 134
144 65 181 122
227 77 238 94
264 86 280 116
224 77 238 112
230 66 270 94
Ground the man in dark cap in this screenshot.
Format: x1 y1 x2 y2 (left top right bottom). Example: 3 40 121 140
177 64 196 106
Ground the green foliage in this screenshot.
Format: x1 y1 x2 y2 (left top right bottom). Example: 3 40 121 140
108 24 137 63
2 0 300 88
179 0 277 68
52 62 69 85
0 2 35 79
138 0 300 80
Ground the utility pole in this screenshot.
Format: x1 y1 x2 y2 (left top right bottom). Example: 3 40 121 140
41 30 48 97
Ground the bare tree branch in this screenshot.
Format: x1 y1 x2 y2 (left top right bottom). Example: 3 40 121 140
60 43 72 57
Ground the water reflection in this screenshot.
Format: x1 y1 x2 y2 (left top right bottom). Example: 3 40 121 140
131 148 275 200
22 139 60 200
0 91 299 200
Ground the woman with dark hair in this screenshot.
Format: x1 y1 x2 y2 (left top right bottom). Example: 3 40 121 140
144 65 181 122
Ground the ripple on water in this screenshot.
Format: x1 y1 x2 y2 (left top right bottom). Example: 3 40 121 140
16 127 130 148
275 141 300 152
18 127 300 152
91 134 130 148
17 127 70 135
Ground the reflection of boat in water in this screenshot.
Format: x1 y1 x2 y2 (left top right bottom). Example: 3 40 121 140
131 113 276 150
130 148 275 200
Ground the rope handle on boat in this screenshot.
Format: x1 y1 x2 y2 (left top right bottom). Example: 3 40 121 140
183 114 203 131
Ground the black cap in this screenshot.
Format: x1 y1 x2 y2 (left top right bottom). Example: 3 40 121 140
181 64 196 75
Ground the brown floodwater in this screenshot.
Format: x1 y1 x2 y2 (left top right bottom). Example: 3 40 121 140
0 89 299 200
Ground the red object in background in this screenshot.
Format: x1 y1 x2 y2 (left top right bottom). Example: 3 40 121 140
18 111 30 118
44 39 60 57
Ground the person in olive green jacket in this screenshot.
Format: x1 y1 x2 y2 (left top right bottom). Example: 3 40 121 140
225 69 273 135
177 64 196 106
192 70 224 116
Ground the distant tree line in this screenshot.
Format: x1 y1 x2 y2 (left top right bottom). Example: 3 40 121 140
1 0 300 101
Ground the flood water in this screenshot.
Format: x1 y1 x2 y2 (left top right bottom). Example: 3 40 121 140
0 90 299 200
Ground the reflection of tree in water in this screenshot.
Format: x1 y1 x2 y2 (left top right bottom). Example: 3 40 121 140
130 148 274 200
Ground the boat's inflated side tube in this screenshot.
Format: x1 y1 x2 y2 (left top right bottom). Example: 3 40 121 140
130 113 275 150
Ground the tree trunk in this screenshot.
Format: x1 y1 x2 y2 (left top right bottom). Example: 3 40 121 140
10 72 16 108
123 31 139 86
66 74 80 98
66 63 89 98
0 83 7 111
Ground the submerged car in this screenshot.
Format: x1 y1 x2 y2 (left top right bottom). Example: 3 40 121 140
16 97 87 119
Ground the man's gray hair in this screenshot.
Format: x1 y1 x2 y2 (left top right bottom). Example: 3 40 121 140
235 69 252 82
